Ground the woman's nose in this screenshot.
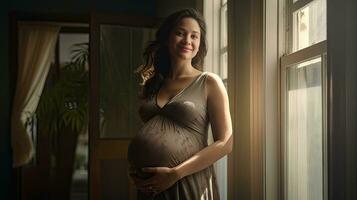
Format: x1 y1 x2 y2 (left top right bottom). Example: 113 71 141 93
182 36 191 44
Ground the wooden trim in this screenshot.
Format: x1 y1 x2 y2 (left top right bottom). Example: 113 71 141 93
227 1 238 199
60 26 89 33
9 11 89 23
227 0 265 199
250 0 265 199
89 13 100 200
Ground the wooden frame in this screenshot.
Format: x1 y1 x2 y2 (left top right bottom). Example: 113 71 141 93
89 12 158 200
227 0 265 199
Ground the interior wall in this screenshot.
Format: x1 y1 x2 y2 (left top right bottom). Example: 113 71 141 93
0 1 11 199
155 0 201 18
327 0 357 199
8 0 155 15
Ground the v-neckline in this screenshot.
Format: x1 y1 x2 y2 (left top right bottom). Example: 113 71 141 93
155 72 205 109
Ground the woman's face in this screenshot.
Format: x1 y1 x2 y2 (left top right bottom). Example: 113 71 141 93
168 17 201 62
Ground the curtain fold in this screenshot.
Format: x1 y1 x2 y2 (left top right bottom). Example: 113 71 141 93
11 24 60 167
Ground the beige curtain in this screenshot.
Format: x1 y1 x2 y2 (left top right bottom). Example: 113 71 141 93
11 24 60 167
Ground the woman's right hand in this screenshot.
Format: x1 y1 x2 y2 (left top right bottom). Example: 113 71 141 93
128 165 142 186
127 165 156 196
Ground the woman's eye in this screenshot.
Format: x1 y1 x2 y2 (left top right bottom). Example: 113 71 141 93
176 31 184 36
191 35 198 39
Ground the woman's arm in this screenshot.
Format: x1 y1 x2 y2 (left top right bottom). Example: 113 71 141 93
134 72 233 194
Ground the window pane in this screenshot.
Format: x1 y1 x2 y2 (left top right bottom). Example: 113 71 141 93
59 33 89 65
292 0 326 52
99 25 154 138
220 4 227 48
286 57 323 200
220 52 228 80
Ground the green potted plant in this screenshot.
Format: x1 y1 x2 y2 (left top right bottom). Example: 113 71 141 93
36 42 89 199
37 42 89 137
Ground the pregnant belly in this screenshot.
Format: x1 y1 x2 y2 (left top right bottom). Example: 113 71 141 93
127 118 202 175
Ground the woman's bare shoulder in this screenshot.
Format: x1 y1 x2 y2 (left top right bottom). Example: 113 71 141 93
205 72 223 87
204 72 226 97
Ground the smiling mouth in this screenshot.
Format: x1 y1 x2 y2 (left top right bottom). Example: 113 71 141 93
179 47 193 52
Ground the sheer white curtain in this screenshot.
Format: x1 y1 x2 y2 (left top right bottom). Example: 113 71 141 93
11 23 60 167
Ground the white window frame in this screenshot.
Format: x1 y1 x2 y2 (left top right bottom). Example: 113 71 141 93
219 0 228 86
280 0 328 199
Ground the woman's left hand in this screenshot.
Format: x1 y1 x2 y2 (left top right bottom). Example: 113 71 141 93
137 167 181 195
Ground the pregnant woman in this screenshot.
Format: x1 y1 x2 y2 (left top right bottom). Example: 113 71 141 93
127 8 233 200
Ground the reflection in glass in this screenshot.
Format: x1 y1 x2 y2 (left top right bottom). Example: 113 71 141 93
99 25 155 138
293 0 326 52
286 57 323 200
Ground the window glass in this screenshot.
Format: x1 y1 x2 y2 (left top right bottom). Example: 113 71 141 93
292 0 326 52
221 52 228 80
286 57 323 200
221 5 228 48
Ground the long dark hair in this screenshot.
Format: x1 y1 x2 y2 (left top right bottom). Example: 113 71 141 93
135 8 207 99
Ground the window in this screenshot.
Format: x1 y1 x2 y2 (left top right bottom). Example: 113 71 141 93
289 0 326 52
220 0 228 85
36 29 90 198
204 0 229 199
58 32 89 199
281 0 327 199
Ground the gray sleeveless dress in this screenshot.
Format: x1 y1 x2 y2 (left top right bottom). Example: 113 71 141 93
127 72 220 200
